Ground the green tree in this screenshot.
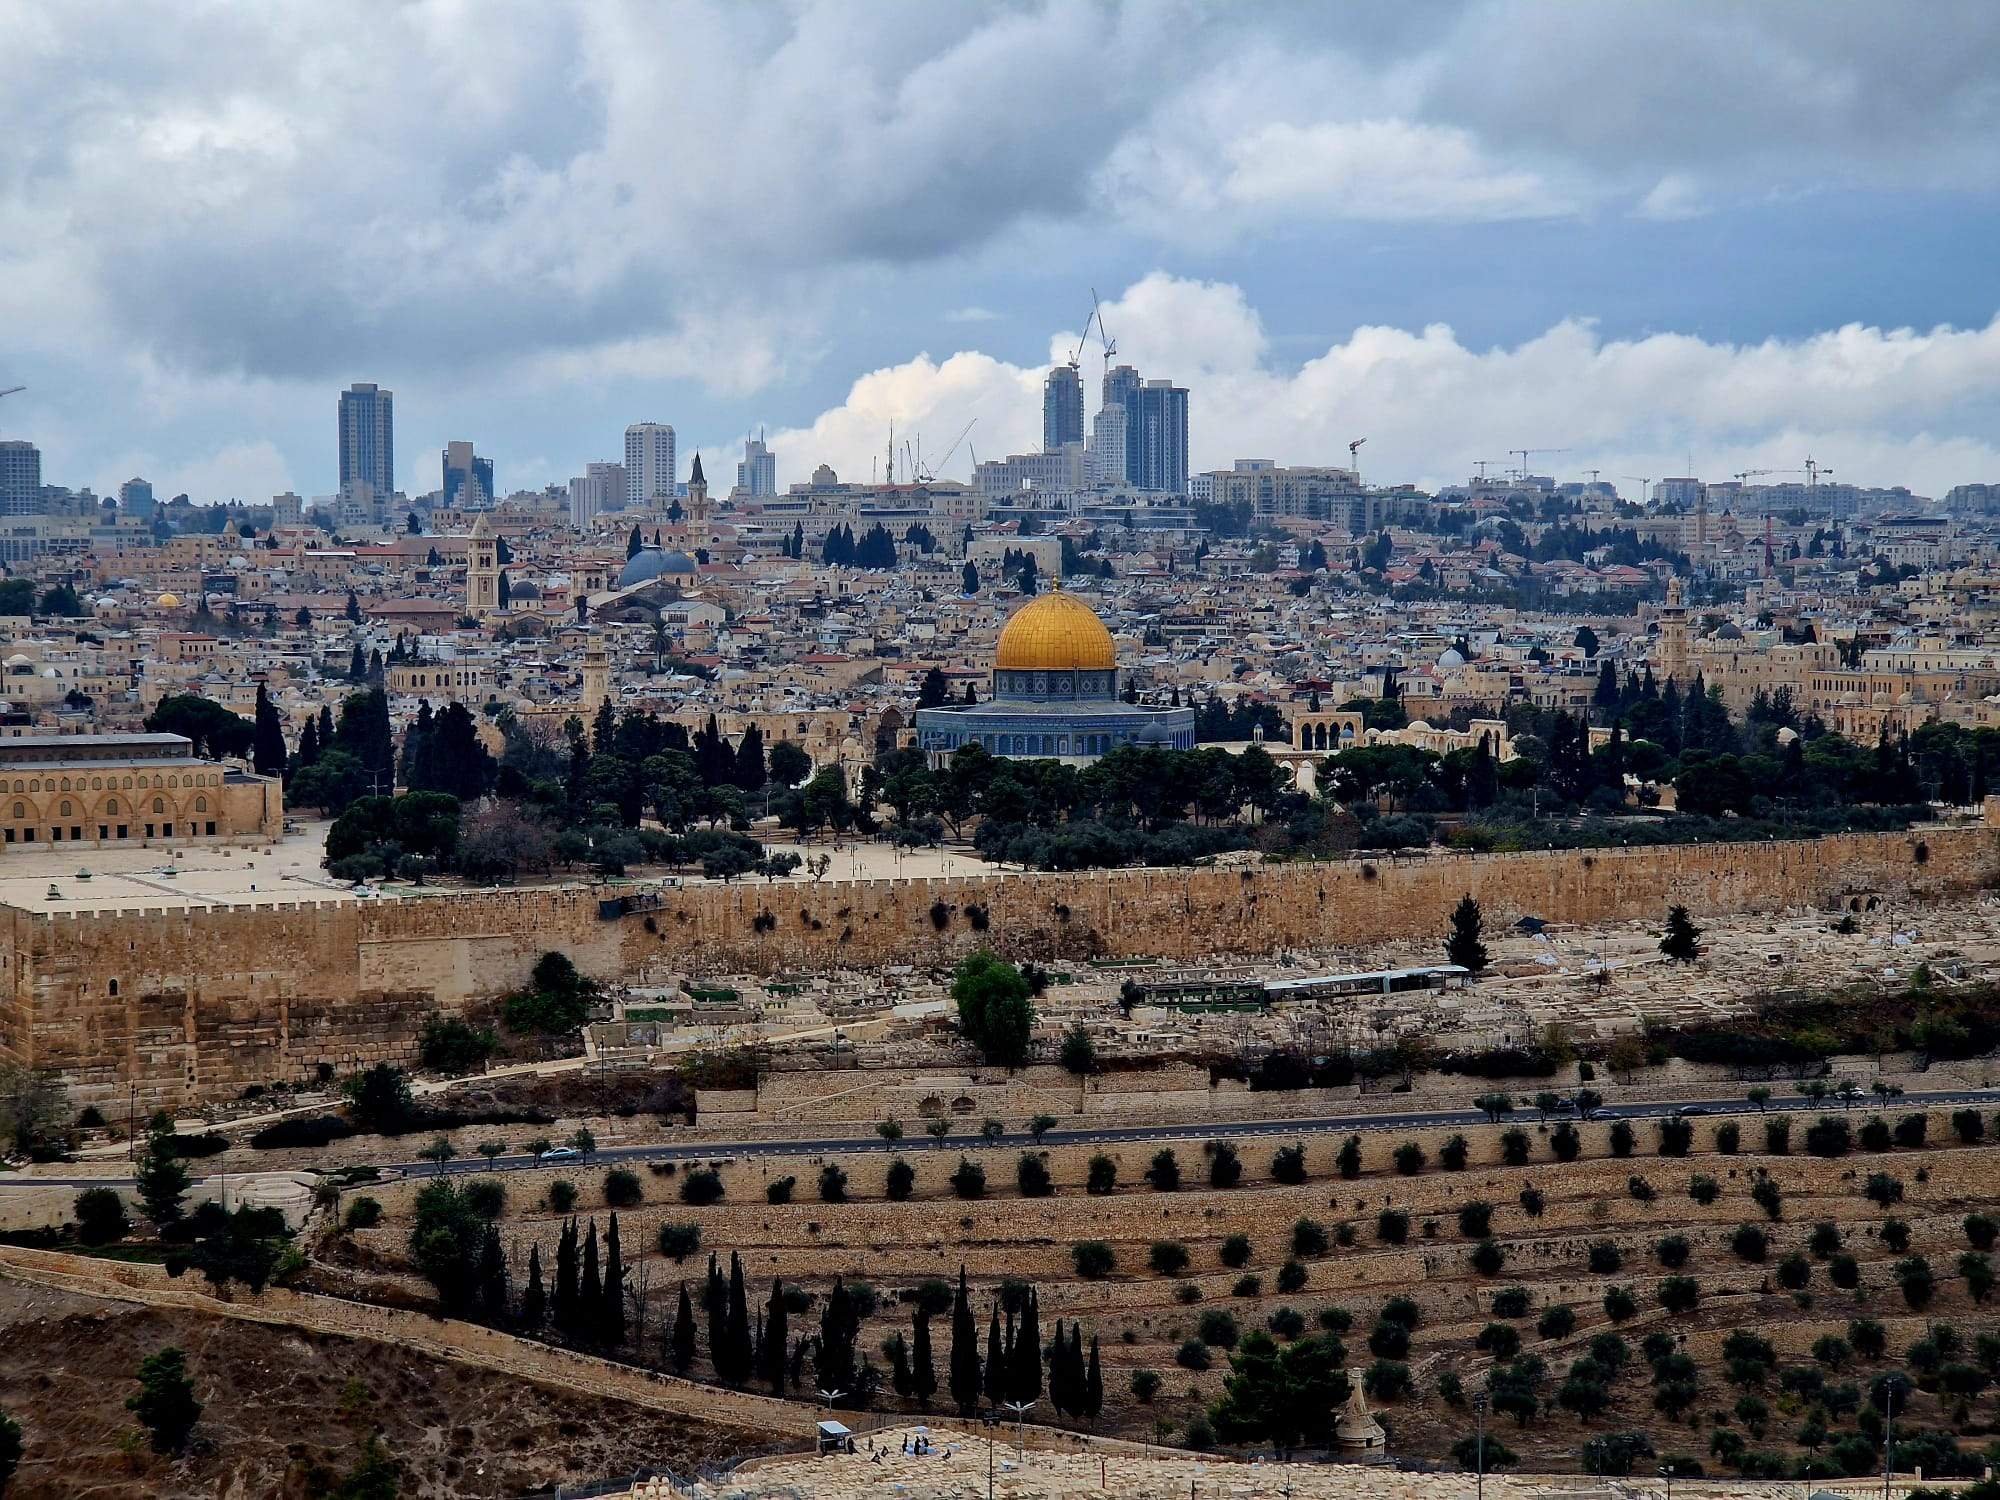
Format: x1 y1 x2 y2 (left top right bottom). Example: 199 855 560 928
950 950 1035 1067
1659 905 1702 962
128 1346 202 1452
134 1116 190 1230
1445 895 1488 971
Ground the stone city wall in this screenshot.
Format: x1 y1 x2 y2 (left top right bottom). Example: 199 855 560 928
2 826 1991 1108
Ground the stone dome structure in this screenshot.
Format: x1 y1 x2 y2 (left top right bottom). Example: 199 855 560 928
616 546 698 589
994 589 1117 673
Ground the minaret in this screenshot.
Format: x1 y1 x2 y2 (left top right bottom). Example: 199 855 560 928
581 635 611 712
1658 574 1690 686
465 513 500 618
686 452 710 525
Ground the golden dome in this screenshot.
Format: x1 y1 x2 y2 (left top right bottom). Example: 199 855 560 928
994 589 1116 673
155 592 182 608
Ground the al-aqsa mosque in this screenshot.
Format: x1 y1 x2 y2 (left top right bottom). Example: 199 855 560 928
914 587 1195 762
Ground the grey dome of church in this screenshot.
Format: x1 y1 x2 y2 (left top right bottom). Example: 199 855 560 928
617 546 698 589
914 589 1195 762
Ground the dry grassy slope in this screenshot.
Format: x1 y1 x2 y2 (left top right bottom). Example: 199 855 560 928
0 1278 769 1499
356 1109 2000 1469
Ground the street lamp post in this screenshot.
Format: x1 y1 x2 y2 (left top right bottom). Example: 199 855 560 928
1660 1459 1675 1500
1003 1399 1036 1462
984 1413 996 1500
1473 1392 1489 1500
1882 1385 1896 1500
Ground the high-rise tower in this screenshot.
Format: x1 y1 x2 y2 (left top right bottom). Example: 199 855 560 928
338 383 395 496
1043 364 1083 451
624 423 676 509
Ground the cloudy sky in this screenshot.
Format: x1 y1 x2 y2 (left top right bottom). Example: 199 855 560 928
6 0 2000 505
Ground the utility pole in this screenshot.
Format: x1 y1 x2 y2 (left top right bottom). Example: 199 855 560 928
1473 1391 1489 1500
1882 1385 1896 1500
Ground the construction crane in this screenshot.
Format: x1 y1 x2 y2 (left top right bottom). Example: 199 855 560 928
1472 460 1501 482
1090 287 1117 380
1064 303 1095 373
1347 438 1365 481
1512 447 1568 480
0 387 23 401
1623 476 1653 506
914 418 978 483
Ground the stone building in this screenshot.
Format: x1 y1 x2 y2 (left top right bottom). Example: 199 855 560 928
913 587 1194 761
0 732 281 848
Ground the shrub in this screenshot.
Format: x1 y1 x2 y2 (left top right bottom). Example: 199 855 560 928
1270 1143 1307 1184
251 1114 357 1150
1776 1252 1811 1291
1893 1113 1928 1149
1291 1218 1329 1259
1376 1209 1409 1244
950 1157 986 1200
1336 1134 1362 1178
1894 1254 1934 1309
1380 1295 1421 1330
1608 1120 1635 1158
1205 1140 1242 1189
1499 1128 1531 1166
1658 1276 1700 1314
1881 1217 1911 1252
1470 1239 1506 1276
1073 1241 1115 1280
1129 1369 1162 1402
1588 1240 1622 1273
1809 1221 1842 1257
1829 1253 1861 1289
1477 1322 1521 1359
343 1196 383 1230
1317 1306 1353 1335
767 1174 797 1204
1847 1317 1886 1359
1859 1116 1892 1152
885 1160 914 1201
1603 1285 1638 1322
603 1168 642 1207
1233 1274 1262 1298
1145 1149 1181 1192
1550 1122 1581 1162
1966 1213 1998 1251
1863 1172 1903 1207
418 1017 496 1075
1219 1233 1253 1268
1950 1108 1984 1144
1714 1121 1740 1154
1439 1133 1470 1170
1519 1185 1545 1216
1751 1178 1783 1219
1086 1154 1117 1195
1148 1240 1190 1276
1457 1200 1493 1238
1175 1338 1210 1371
1538 1304 1576 1340
1812 1334 1851 1368
1197 1309 1239 1348
1183 1418 1215 1452
1651 1233 1690 1268
74 1187 130 1245
1806 1116 1852 1157
1362 1360 1410 1400
1177 1282 1203 1305
680 1168 724 1206
1266 1306 1306 1339
1367 1319 1410 1359
1016 1153 1053 1198
657 1222 702 1261
1763 1116 1792 1155
1490 1286 1531 1319
546 1179 577 1212
1628 1175 1656 1202
1657 1118 1693 1157
464 1179 506 1219
1730 1224 1769 1262
1276 1259 1308 1293
1393 1142 1426 1176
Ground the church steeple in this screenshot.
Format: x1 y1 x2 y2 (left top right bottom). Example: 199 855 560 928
686 451 710 523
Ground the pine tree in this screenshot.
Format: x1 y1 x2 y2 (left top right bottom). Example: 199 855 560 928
910 1310 937 1411
520 1244 546 1328
949 1266 981 1415
1660 904 1702 963
1446 895 1488 972
134 1116 190 1230
601 1213 626 1350
763 1279 788 1394
670 1283 696 1373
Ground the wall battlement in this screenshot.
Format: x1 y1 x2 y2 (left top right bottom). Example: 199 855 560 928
3 826 1990 1110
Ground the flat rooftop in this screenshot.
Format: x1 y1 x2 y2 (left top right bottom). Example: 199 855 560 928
0 822 373 915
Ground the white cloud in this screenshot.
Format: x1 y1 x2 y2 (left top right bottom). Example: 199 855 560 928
774 275 2000 499
1634 174 1707 221
944 307 1001 324
154 440 293 504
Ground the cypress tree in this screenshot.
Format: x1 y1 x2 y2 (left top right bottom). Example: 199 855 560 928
911 1310 937 1411
478 1224 508 1325
1046 1318 1069 1415
983 1302 1004 1406
554 1218 579 1335
317 703 335 756
703 1253 725 1370
252 682 287 776
295 712 320 771
520 1244 546 1328
722 1252 753 1386
670 1282 696 1373
949 1266 981 1415
763 1278 788 1395
887 1331 912 1400
817 1278 858 1396
580 1220 602 1344
1009 1288 1041 1405
601 1213 626 1350
1085 1334 1103 1425
734 723 767 792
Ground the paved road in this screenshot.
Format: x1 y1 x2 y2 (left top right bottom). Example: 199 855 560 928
10 1085 1998 1190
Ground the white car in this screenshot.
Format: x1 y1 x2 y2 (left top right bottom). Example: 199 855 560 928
537 1146 582 1164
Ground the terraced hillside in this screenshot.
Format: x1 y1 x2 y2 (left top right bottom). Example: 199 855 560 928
345 1103 2000 1482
